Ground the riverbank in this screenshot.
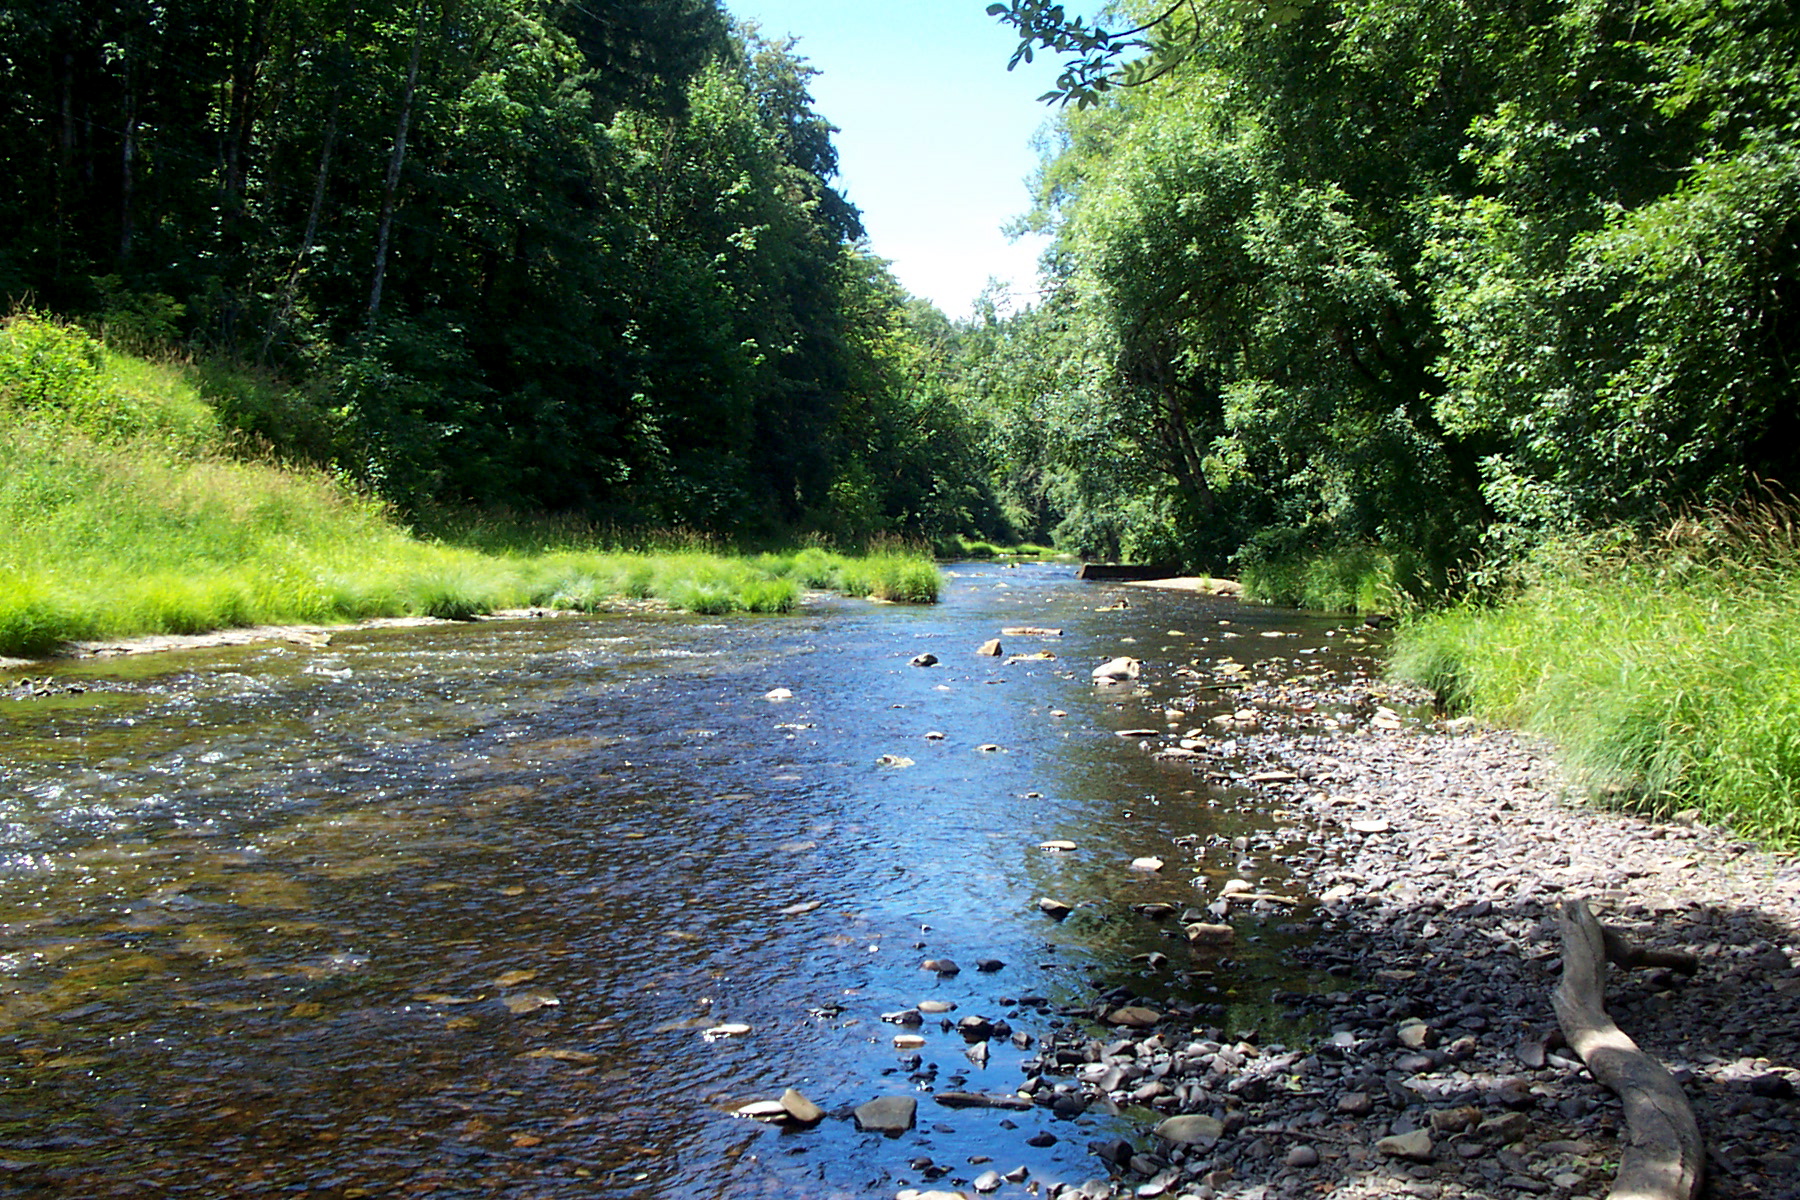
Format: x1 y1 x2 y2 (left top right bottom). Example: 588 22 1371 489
990 665 1800 1200
0 315 940 660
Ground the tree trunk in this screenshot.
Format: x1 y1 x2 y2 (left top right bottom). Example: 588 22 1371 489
369 0 427 325
262 97 340 361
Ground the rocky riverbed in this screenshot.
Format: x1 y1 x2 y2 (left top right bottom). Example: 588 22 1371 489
891 664 1800 1200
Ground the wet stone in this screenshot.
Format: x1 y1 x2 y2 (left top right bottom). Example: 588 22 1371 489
854 1095 917 1135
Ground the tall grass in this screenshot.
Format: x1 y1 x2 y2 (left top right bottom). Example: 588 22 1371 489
0 314 939 658
1238 543 1403 612
1390 502 1800 848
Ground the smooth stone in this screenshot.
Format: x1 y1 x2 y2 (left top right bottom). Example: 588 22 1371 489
855 1095 917 1135
1284 1145 1320 1168
1130 856 1165 871
1377 1129 1433 1161
1091 657 1141 681
918 1000 956 1014
734 1099 790 1121
1039 897 1072 919
910 653 938 667
1336 1091 1374 1115
973 1170 1003 1193
1397 1021 1433 1049
976 640 1003 656
779 1089 825 1124
921 958 960 975
975 958 1005 972
934 1091 1033 1111
1184 922 1235 944
1154 1114 1224 1146
893 1034 927 1049
1106 1006 1161 1029
763 687 793 701
1039 839 1078 852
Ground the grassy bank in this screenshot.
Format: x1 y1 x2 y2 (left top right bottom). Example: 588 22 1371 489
0 315 937 659
1391 505 1800 849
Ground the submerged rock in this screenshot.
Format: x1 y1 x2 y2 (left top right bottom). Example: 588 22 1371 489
854 1095 917 1135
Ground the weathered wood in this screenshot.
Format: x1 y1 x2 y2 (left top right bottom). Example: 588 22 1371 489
1552 899 1704 1200
1601 924 1700 975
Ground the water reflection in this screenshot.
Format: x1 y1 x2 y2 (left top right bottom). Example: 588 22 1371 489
0 564 1384 1197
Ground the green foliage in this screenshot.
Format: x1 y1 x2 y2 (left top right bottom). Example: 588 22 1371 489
1391 501 1800 848
970 0 1800 589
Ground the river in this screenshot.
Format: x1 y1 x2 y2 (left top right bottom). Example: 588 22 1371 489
0 562 1386 1198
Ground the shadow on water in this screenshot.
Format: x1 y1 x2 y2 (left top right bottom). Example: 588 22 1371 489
0 563 1388 1197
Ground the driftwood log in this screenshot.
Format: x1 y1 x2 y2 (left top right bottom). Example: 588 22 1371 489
1551 899 1704 1200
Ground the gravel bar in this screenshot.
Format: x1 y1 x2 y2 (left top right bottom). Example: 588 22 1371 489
1008 681 1800 1200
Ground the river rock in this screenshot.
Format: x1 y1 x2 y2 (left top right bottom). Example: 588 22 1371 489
1106 1006 1161 1029
1130 856 1164 871
976 639 1003 656
1091 657 1141 682
1183 921 1235 945
918 999 956 1014
1377 1129 1433 1161
934 1091 1033 1111
1284 1144 1320 1168
920 958 960 975
854 1095 917 1135
909 653 938 667
763 687 793 701
975 958 1005 972
734 1100 789 1122
778 1088 824 1124
1039 839 1077 852
1154 1114 1224 1146
1039 897 1071 919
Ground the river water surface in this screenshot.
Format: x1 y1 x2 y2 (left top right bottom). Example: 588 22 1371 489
0 563 1385 1198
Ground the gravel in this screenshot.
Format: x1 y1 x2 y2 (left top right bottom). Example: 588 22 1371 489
1006 674 1800 1200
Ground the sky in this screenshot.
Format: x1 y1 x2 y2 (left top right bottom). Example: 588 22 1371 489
725 0 1072 319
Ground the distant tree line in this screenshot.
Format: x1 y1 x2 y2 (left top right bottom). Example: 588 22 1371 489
963 0 1800 586
0 0 1008 541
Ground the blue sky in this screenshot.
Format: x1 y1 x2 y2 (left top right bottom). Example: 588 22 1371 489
726 0 1071 318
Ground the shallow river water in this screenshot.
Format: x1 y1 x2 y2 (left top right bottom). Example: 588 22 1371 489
0 563 1385 1198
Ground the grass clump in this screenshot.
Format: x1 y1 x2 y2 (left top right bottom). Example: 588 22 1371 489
1238 542 1403 612
1390 501 1800 849
0 314 937 657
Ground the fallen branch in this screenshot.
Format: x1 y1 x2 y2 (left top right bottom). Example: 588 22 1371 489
1551 899 1704 1200
1601 924 1699 975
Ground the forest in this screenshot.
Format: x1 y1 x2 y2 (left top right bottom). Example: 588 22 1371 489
0 0 1006 543
4 0 1797 598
